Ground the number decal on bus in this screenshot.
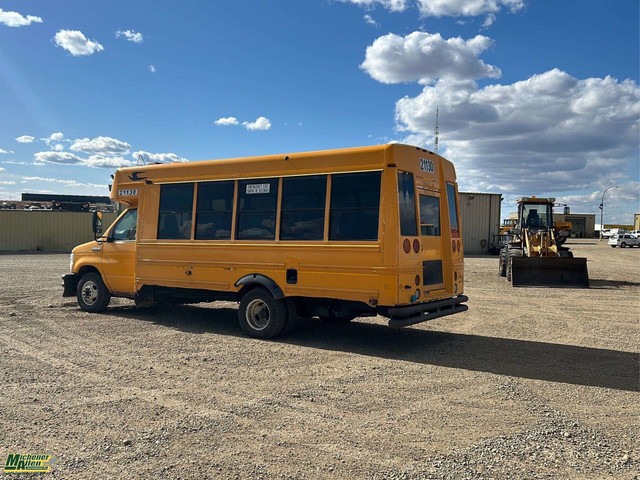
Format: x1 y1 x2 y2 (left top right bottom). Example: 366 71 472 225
420 158 434 173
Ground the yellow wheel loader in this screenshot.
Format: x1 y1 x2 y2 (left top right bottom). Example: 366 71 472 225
498 197 589 287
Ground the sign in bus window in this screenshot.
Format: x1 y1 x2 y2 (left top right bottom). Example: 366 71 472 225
280 175 327 241
419 195 440 236
195 181 234 240
329 171 381 241
157 183 194 240
236 178 279 240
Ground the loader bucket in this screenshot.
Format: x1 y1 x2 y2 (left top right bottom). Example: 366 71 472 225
511 257 589 287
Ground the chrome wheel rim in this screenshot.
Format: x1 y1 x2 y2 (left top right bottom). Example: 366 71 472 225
81 281 98 305
246 299 270 331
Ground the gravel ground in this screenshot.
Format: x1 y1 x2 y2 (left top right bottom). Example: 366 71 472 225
0 239 638 479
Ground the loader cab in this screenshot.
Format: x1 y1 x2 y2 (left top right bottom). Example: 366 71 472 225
518 197 554 231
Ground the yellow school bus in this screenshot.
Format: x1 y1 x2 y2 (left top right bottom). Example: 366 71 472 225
63 144 467 338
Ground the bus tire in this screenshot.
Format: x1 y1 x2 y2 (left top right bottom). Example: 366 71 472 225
238 288 287 339
77 272 111 313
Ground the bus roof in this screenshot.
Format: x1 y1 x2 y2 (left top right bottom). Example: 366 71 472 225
111 143 450 203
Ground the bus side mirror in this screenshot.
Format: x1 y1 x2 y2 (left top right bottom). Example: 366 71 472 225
92 211 103 240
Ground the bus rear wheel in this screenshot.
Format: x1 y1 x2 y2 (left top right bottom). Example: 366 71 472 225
238 288 288 339
77 272 111 313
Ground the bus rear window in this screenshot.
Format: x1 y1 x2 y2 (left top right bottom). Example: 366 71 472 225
446 183 459 238
419 195 440 236
397 172 418 236
329 171 381 241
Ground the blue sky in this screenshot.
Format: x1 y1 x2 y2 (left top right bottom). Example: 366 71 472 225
0 0 638 223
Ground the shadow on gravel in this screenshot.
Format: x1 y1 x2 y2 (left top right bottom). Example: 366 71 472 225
105 304 639 393
589 279 640 289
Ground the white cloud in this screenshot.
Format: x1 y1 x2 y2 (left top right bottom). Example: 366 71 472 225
214 116 239 126
133 151 189 164
149 65 156 73
0 8 42 27
394 69 639 195
482 13 496 28
34 151 83 165
338 0 525 16
70 136 131 155
364 14 380 27
33 150 133 169
416 0 525 17
16 135 35 143
242 117 272 131
85 156 133 168
362 32 500 84
54 30 104 56
115 29 143 43
337 0 408 12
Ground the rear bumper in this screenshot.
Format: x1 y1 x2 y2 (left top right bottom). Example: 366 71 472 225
386 295 469 329
62 273 80 297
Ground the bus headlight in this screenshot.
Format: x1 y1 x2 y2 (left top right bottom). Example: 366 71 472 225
69 253 74 272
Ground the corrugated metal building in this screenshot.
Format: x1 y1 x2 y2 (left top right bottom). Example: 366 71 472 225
0 211 118 251
459 192 502 254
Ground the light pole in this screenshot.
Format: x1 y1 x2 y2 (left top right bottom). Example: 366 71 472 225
599 185 618 240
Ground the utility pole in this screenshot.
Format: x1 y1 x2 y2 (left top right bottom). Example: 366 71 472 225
599 185 618 240
434 106 439 154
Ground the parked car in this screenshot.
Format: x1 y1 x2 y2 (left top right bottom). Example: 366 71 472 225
608 233 640 248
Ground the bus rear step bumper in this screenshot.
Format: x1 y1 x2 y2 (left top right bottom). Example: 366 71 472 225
387 295 468 329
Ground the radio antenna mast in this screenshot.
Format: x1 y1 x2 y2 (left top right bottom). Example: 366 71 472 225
434 106 439 154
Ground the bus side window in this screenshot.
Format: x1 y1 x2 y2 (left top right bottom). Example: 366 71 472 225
446 183 460 238
236 178 279 240
280 175 327 240
397 172 418 237
329 171 381 241
157 183 194 240
195 181 234 240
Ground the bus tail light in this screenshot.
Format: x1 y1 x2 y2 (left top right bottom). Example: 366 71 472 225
403 239 411 253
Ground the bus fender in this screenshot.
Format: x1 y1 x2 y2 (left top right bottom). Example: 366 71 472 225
234 274 284 300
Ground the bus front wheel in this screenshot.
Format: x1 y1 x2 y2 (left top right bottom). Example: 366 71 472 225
238 288 288 339
77 272 111 313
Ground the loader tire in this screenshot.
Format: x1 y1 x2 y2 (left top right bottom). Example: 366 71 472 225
506 249 523 283
498 250 507 277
